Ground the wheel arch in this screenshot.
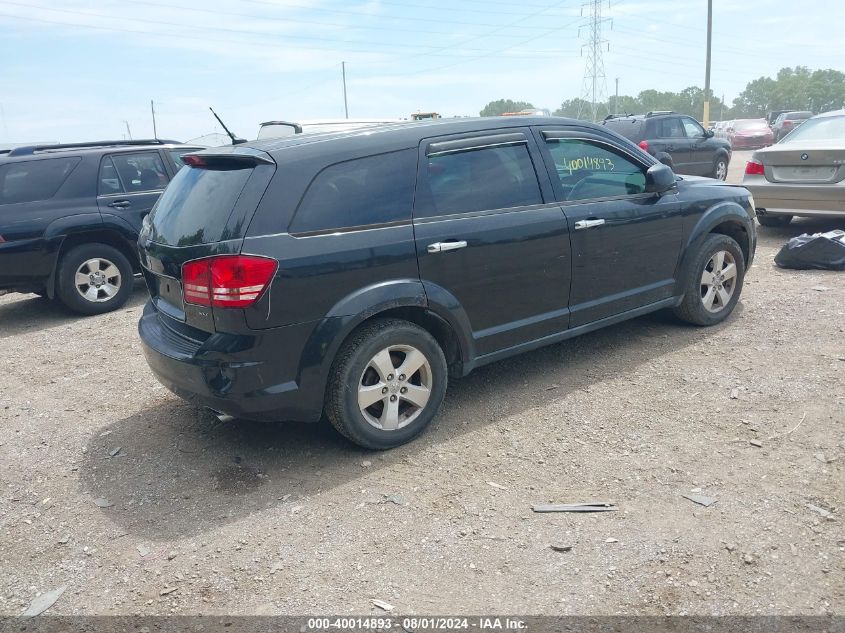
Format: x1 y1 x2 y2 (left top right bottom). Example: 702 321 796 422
675 202 754 296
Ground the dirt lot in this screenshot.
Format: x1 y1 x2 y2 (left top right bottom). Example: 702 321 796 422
1 151 843 616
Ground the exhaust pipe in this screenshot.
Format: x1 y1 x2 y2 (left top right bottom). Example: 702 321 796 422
209 408 236 423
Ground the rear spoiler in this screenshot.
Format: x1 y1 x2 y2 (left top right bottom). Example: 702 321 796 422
180 151 274 168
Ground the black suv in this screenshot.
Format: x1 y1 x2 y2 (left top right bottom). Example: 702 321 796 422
601 111 732 181
0 139 201 314
138 116 756 449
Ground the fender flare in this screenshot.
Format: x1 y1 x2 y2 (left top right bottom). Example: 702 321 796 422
294 279 476 416
675 201 754 293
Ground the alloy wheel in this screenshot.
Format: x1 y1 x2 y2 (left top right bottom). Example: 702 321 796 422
357 344 433 431
700 250 737 313
74 257 122 303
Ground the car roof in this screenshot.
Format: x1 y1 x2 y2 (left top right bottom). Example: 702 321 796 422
814 109 845 119
1 139 188 161
231 116 588 156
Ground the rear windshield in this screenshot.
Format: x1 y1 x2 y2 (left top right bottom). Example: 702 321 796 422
601 119 644 141
734 119 768 130
786 112 812 120
147 165 253 246
781 115 845 143
0 157 80 205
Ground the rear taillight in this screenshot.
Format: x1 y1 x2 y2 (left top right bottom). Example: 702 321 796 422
744 160 765 176
638 140 650 152
182 255 277 308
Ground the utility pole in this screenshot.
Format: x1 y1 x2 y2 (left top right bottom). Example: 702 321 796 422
703 0 713 127
341 61 349 120
123 120 132 140
150 100 157 139
615 77 619 113
578 0 611 121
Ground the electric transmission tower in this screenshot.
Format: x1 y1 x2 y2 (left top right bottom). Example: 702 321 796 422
577 0 612 121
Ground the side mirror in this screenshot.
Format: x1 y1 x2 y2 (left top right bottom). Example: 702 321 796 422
646 163 676 194
704 129 714 138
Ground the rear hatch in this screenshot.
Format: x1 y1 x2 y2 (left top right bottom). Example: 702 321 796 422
756 142 845 184
138 147 276 334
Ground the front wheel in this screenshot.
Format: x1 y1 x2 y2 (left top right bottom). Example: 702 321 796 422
55 243 133 315
673 234 746 326
712 155 729 180
326 318 448 449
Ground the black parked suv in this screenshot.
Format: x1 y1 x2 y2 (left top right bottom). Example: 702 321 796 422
138 116 756 449
0 139 200 314
601 111 732 181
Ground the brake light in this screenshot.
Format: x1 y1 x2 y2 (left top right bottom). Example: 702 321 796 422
182 155 207 167
638 140 650 152
182 255 277 308
744 160 765 176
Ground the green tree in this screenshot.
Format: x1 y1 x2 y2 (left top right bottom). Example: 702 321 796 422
479 99 534 117
731 66 845 117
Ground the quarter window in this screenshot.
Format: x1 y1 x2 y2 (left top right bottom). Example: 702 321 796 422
423 143 542 216
545 138 647 201
99 152 168 195
290 149 417 233
0 157 80 205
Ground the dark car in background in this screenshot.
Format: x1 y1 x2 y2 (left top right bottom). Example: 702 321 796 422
601 111 732 180
772 111 813 141
0 139 200 314
726 118 774 150
137 116 756 449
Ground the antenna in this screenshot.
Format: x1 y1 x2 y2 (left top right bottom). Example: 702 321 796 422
151 100 158 139
577 0 612 122
208 107 246 145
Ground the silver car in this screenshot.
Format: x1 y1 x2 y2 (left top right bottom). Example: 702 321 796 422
743 110 845 227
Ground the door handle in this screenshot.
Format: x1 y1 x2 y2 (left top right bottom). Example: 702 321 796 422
427 240 468 253
107 200 131 209
574 219 605 230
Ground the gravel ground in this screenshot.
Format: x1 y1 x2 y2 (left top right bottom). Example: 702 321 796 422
0 152 843 616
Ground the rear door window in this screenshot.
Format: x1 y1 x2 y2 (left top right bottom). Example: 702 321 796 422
102 151 169 194
0 157 80 204
544 138 647 201
657 118 685 138
289 149 416 233
420 143 542 216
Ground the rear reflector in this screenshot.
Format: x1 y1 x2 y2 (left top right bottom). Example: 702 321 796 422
744 160 765 176
182 255 277 308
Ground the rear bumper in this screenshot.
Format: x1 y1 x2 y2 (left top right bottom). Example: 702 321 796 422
744 179 845 215
138 301 324 423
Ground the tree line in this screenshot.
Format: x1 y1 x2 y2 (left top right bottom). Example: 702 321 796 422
479 67 845 122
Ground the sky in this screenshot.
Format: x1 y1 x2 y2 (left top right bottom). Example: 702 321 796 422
0 0 843 144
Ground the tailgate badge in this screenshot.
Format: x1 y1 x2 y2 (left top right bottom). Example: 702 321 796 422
801 153 809 160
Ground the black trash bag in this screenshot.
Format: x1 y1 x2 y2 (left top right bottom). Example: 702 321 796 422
774 230 845 271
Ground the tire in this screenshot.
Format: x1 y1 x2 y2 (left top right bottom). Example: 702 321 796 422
712 155 729 180
673 234 746 326
325 318 448 449
55 243 133 315
757 214 792 227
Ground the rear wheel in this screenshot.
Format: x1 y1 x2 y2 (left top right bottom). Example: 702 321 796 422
673 234 746 326
712 155 729 180
757 213 792 227
56 243 133 315
326 318 448 449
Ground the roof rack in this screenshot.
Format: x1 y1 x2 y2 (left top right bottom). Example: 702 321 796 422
7 138 182 157
603 113 633 121
645 111 675 118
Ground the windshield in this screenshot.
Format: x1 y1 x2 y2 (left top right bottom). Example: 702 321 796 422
781 115 845 143
734 119 768 130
